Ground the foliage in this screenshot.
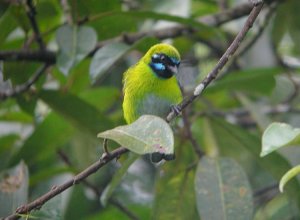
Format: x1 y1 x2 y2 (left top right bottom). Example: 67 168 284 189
0 0 300 219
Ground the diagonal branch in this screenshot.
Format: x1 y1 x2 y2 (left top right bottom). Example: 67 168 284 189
0 1 256 63
4 2 264 219
0 64 50 101
25 0 45 50
166 2 264 122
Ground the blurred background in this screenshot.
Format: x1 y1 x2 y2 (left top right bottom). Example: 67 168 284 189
0 0 300 219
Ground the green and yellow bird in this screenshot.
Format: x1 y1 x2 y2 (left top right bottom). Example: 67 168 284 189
122 43 182 124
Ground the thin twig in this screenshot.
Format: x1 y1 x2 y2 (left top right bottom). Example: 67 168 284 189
166 2 264 122
5 147 128 220
57 150 140 220
0 1 256 63
182 109 204 158
0 64 50 101
25 0 45 50
110 199 140 220
234 2 278 61
4 3 264 219
60 0 73 25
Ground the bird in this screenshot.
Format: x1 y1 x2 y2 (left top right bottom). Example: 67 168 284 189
122 43 182 161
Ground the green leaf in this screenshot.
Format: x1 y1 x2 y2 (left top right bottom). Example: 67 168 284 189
261 122 300 157
79 87 120 112
0 7 18 47
0 134 20 170
10 113 74 165
195 156 253 220
279 165 300 193
205 117 300 213
98 115 174 155
39 90 110 135
236 93 271 131
152 169 198 220
89 42 130 83
254 194 294 220
3 62 40 85
207 68 281 95
100 153 139 206
31 193 63 220
56 25 97 75
0 110 32 123
0 161 28 217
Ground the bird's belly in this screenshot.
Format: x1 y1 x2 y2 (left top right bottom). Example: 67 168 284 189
137 94 173 118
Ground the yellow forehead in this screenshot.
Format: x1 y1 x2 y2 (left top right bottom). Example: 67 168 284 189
143 43 180 63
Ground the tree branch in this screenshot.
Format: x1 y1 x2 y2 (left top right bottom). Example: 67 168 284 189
5 147 128 220
25 0 45 50
0 64 50 101
0 50 56 63
0 1 257 63
166 2 264 122
182 109 204 158
4 2 264 219
57 149 140 220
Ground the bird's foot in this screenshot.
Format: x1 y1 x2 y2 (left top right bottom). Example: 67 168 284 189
170 104 181 116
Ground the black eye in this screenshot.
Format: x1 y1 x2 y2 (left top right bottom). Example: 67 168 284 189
160 55 166 61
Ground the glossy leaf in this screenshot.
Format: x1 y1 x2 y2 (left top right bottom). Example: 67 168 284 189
236 93 271 131
0 134 19 170
39 90 110 135
152 169 197 220
279 165 300 193
79 87 120 112
9 113 74 165
195 156 253 220
0 161 28 217
3 62 40 85
100 154 139 206
205 117 300 212
56 25 97 75
98 115 174 155
254 194 293 220
0 7 18 47
207 68 281 95
89 42 130 83
261 122 300 157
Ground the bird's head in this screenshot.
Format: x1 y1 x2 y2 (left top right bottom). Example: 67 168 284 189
143 43 181 79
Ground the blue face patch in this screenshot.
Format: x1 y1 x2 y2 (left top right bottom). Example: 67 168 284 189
151 62 165 71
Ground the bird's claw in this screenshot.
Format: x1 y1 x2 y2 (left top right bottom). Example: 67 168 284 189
171 105 181 115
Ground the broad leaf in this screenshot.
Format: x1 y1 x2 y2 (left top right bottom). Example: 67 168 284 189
0 161 28 217
56 25 97 75
98 115 174 155
236 93 271 131
204 117 300 212
0 134 19 170
195 156 253 220
207 68 281 95
100 154 139 206
152 169 197 220
279 165 300 193
261 122 300 157
89 42 130 83
10 113 74 165
0 7 18 47
39 90 110 135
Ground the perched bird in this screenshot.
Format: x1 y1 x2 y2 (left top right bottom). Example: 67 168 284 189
122 43 182 161
122 43 182 124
